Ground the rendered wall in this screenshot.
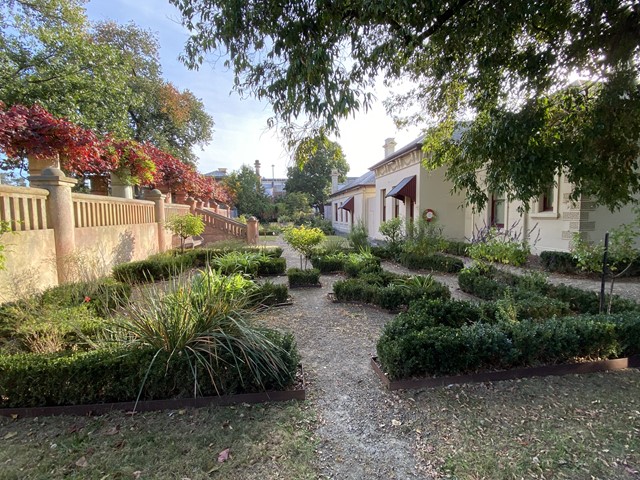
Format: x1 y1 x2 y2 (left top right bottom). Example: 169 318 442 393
0 229 57 301
74 224 160 278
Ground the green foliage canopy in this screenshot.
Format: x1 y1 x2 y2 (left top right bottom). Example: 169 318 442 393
169 0 640 210
222 165 270 219
285 136 348 211
0 0 213 165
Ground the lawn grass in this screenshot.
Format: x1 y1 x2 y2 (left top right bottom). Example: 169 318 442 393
0 401 317 480
413 370 640 479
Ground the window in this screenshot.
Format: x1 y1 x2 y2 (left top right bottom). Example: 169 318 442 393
490 192 505 228
409 199 414 220
381 189 387 222
394 198 400 218
539 185 555 212
334 203 338 221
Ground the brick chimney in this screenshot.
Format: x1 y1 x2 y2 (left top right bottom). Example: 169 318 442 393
331 168 339 193
383 138 397 157
254 159 261 179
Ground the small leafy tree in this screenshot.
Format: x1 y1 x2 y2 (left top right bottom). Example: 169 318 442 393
166 213 205 252
379 217 404 258
348 220 369 250
283 225 325 268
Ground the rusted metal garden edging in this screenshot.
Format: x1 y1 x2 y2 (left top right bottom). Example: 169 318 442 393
371 355 640 391
0 369 306 418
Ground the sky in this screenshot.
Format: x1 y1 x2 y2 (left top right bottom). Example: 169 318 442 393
84 0 418 179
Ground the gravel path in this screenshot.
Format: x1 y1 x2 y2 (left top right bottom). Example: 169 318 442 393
259 240 640 479
259 239 429 479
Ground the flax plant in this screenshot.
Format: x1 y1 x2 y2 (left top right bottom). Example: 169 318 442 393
110 268 297 406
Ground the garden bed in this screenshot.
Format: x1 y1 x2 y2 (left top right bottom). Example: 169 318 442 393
0 365 306 418
371 355 640 390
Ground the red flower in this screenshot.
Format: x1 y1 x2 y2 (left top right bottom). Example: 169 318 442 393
84 296 91 303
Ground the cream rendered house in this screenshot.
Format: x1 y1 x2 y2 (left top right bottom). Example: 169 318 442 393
369 137 467 242
327 171 376 234
330 134 637 252
467 174 639 253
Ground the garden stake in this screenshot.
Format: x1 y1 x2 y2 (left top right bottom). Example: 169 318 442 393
599 232 609 313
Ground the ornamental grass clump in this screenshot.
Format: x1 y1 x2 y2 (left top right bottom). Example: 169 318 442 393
110 268 298 401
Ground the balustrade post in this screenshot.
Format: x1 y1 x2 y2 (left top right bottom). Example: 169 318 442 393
246 216 259 245
146 189 167 252
186 196 196 213
29 167 77 284
110 172 134 199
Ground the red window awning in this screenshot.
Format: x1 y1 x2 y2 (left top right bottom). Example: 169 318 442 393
386 175 416 203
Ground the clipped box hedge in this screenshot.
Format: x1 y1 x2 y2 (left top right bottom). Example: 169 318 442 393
114 251 285 284
310 254 346 273
458 265 640 314
287 268 321 288
333 273 450 311
398 252 464 273
0 331 299 408
377 312 640 380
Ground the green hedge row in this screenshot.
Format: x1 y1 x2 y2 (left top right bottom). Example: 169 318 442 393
113 252 285 284
287 268 321 288
540 250 640 277
442 240 470 257
310 254 345 273
398 252 464 273
0 331 299 408
458 265 639 314
333 273 450 311
377 311 640 380
252 282 289 306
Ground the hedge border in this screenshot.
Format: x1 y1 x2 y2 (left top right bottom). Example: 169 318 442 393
371 355 640 391
0 365 306 418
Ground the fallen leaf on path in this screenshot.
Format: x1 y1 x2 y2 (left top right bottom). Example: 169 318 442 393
218 448 230 463
75 456 89 468
3 431 17 440
392 419 402 427
133 470 142 479
104 426 120 436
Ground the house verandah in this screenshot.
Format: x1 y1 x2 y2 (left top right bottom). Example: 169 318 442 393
328 135 639 253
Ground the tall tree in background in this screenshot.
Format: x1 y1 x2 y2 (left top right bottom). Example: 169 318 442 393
0 0 213 167
93 21 213 165
170 0 640 211
222 165 269 218
285 136 348 212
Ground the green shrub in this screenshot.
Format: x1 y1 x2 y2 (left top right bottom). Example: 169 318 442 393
397 299 486 329
468 226 530 266
376 312 640 380
540 251 579 274
458 265 506 300
333 275 450 311
254 281 289 306
547 284 639 315
283 225 325 268
333 279 379 304
370 245 395 260
348 220 369 250
165 213 205 252
113 254 191 283
398 252 464 273
40 278 131 315
287 268 321 288
343 250 381 277
378 218 404 258
257 256 287 275
310 253 346 273
443 240 469 256
377 323 514 379
0 330 299 408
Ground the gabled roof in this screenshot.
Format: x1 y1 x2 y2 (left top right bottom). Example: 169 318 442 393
328 170 376 198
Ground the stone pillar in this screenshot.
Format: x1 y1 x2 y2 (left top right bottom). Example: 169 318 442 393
28 154 60 177
146 189 167 253
196 199 204 210
246 216 259 245
186 196 196 213
90 175 109 196
29 167 77 284
110 172 133 199
174 192 188 205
